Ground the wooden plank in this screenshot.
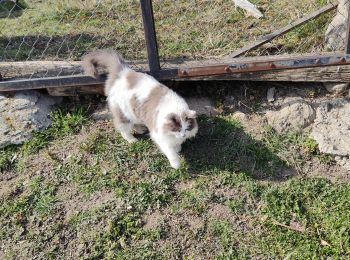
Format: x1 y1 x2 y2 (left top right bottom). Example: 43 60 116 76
227 3 337 58
0 52 343 80
44 64 350 96
0 60 149 80
0 61 82 80
175 64 350 82
47 85 105 96
179 54 350 77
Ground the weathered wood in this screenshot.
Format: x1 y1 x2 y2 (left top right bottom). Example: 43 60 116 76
47 85 105 96
176 64 350 82
0 61 82 80
42 64 350 97
0 60 149 80
227 3 338 58
0 52 343 80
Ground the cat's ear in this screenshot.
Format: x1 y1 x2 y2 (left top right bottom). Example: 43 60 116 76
187 110 197 118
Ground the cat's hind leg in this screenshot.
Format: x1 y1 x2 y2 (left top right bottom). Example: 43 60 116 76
110 105 137 143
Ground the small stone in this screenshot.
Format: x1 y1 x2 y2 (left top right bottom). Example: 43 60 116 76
323 83 349 94
267 87 276 102
91 105 112 121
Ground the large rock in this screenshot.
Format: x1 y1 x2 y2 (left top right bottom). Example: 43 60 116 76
325 0 349 51
323 82 349 94
266 97 315 134
0 91 58 148
312 99 350 156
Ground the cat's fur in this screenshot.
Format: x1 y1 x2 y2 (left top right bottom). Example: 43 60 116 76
82 50 198 169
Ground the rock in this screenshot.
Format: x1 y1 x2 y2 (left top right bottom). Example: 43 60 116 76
312 99 350 156
325 0 349 51
267 87 276 102
91 105 112 121
323 82 349 94
186 97 218 116
335 156 350 171
266 97 315 134
0 91 58 148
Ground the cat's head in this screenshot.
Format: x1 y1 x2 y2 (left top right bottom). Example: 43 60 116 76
163 110 198 140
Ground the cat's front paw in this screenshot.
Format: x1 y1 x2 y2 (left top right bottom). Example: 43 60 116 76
127 137 138 143
121 133 138 143
169 158 181 169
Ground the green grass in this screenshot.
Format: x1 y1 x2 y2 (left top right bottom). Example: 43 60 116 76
0 0 333 64
0 107 89 172
1 112 349 259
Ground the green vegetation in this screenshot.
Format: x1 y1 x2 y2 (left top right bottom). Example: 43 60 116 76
1 111 349 259
0 0 333 62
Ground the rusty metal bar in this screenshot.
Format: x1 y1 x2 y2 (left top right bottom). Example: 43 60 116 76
228 3 338 58
178 54 350 78
0 75 105 92
140 0 161 73
0 69 178 92
345 1 350 54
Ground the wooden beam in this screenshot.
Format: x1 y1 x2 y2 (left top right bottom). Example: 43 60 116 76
227 3 337 58
175 64 350 82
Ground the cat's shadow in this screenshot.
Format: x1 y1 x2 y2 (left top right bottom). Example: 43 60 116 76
182 116 297 182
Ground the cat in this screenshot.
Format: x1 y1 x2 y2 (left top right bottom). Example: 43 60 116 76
82 49 198 169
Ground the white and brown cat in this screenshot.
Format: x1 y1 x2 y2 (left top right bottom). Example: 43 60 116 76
82 50 198 169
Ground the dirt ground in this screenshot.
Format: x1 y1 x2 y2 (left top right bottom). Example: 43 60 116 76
1 82 350 259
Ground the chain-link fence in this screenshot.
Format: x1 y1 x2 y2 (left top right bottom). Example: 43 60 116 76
0 0 147 80
0 0 349 86
153 0 347 68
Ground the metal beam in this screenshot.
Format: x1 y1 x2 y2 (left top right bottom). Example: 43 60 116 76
178 54 350 78
345 1 350 54
140 0 161 73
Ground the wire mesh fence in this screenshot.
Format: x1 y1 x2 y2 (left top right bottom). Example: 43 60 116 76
0 0 147 80
0 0 349 82
153 0 347 68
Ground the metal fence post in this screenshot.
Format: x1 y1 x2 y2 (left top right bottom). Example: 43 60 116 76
140 0 161 74
345 1 350 54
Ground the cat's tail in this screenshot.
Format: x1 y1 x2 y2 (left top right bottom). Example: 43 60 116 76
82 49 127 95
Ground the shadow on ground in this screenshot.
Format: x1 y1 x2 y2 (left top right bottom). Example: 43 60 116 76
182 116 297 181
0 0 27 19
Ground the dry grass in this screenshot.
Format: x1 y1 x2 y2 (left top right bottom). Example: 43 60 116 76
0 0 336 65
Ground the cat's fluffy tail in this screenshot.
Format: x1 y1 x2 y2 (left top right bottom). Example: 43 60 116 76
82 49 127 95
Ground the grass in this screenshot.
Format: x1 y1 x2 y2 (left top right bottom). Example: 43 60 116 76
0 0 334 64
1 107 349 259
0 106 88 171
